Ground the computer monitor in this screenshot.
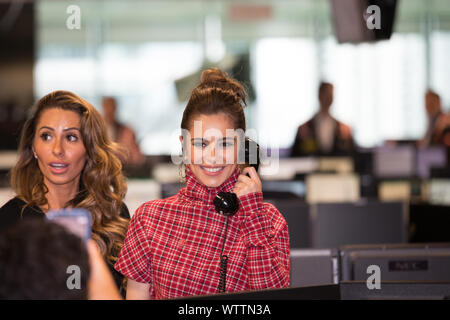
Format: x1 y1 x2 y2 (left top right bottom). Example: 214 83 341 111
374 145 415 179
290 249 339 287
330 0 397 44
160 182 185 199
317 157 354 174
340 243 450 282
262 180 306 200
428 179 450 205
352 148 374 175
416 147 447 179
306 174 360 204
409 203 450 243
266 199 309 249
430 167 450 179
310 200 407 248
378 181 411 202
352 149 377 198
259 157 318 181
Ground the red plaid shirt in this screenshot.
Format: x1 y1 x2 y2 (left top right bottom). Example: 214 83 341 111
114 166 290 299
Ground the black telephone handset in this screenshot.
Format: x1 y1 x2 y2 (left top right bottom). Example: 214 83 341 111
213 138 260 215
244 137 260 173
213 137 260 293
213 192 239 216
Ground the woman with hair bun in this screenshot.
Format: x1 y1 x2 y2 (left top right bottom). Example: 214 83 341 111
0 90 130 294
115 68 290 299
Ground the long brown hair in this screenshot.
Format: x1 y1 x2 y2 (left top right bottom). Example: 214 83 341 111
11 90 129 262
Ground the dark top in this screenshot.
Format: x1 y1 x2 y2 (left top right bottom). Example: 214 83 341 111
0 197 130 297
290 114 355 157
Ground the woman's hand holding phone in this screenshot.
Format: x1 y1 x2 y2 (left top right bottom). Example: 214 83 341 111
213 167 261 216
233 166 262 198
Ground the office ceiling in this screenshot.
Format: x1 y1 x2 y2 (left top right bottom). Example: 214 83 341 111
33 0 450 45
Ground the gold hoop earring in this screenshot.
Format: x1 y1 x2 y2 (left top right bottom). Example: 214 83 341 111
179 151 187 183
179 163 186 183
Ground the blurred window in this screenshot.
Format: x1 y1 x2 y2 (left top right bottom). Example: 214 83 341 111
35 0 450 154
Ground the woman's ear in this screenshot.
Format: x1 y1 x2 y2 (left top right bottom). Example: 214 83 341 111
179 135 183 147
31 146 37 159
179 135 184 153
179 135 186 161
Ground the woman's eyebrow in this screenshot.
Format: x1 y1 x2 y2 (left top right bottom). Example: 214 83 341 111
191 138 209 142
37 126 80 132
37 126 54 132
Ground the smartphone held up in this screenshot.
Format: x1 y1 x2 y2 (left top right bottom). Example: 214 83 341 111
46 208 91 243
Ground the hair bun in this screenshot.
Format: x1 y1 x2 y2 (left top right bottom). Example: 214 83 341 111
199 67 247 107
200 67 228 85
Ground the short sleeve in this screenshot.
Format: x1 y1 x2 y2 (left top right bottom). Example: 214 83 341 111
114 205 152 284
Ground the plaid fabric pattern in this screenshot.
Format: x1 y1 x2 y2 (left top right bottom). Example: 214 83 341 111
114 166 290 299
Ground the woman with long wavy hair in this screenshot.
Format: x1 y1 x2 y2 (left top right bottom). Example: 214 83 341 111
0 90 130 295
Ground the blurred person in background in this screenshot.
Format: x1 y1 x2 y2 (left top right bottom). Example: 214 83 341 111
418 89 450 148
102 97 144 166
0 219 121 299
0 90 130 295
290 82 355 156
